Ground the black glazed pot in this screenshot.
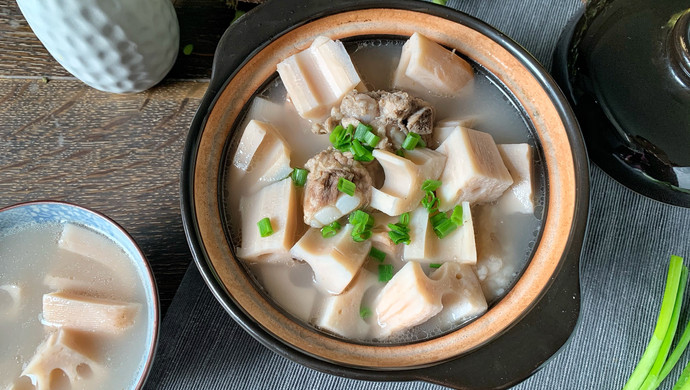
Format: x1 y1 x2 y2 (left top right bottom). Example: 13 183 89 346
180 0 589 388
554 0 690 207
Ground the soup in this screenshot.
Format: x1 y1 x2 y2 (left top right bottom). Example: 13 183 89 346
223 33 544 342
0 222 150 389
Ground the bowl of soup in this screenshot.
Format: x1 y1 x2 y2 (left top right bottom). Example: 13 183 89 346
180 0 589 387
0 201 159 390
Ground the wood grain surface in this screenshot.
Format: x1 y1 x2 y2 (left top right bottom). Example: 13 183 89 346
0 0 253 312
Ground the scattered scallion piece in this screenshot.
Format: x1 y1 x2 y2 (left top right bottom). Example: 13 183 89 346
182 44 194 55
359 307 372 319
421 180 442 192
329 124 354 152
369 247 386 263
351 139 374 162
378 264 394 282
320 221 341 238
257 217 273 237
429 263 442 269
433 0 448 5
421 191 440 213
349 210 374 242
363 131 380 148
337 177 356 196
623 255 685 390
451 205 464 226
387 213 411 245
430 212 457 239
395 149 405 157
354 123 372 141
434 218 457 239
402 132 421 150
291 168 308 187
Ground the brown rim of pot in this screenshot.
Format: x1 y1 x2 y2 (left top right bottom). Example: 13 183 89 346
191 9 576 368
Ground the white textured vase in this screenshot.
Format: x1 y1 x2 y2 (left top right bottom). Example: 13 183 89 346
17 0 180 94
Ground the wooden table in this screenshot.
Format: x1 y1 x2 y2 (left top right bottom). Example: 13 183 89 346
0 0 252 312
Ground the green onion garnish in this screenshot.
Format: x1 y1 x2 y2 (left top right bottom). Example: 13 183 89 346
418 138 427 148
399 212 410 226
421 191 440 213
402 132 421 150
351 139 374 162
421 180 442 192
395 149 405 157
329 124 354 152
378 264 394 282
363 131 380 148
354 123 371 141
359 307 372 319
451 205 464 226
257 217 273 237
349 210 374 242
337 177 356 196
182 44 194 55
429 263 442 269
387 213 411 244
291 168 308 187
321 221 341 238
369 247 386 263
431 213 457 239
349 210 373 227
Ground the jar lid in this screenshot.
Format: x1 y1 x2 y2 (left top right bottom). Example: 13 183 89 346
554 0 690 206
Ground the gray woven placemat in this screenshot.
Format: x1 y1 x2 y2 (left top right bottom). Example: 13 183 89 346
146 1 690 388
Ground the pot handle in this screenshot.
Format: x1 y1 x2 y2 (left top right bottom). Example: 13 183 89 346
413 243 582 390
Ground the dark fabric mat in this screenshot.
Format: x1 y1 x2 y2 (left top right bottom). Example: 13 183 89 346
146 1 690 389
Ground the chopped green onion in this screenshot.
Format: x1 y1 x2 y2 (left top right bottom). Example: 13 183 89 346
422 191 440 213
451 205 464 226
433 0 448 5
430 212 457 239
321 221 341 238
402 132 421 150
421 180 442 192
623 255 685 389
363 131 380 148
257 217 273 237
418 138 427 148
351 139 374 162
349 210 374 228
359 307 372 319
387 222 410 245
354 123 371 141
329 124 353 151
399 212 410 226
352 230 372 242
349 210 374 242
337 177 356 196
378 264 394 282
182 44 194 55
369 247 386 263
395 149 405 157
429 263 442 269
291 168 308 187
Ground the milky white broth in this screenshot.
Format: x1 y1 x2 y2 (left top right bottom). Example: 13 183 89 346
222 38 545 342
0 222 150 389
